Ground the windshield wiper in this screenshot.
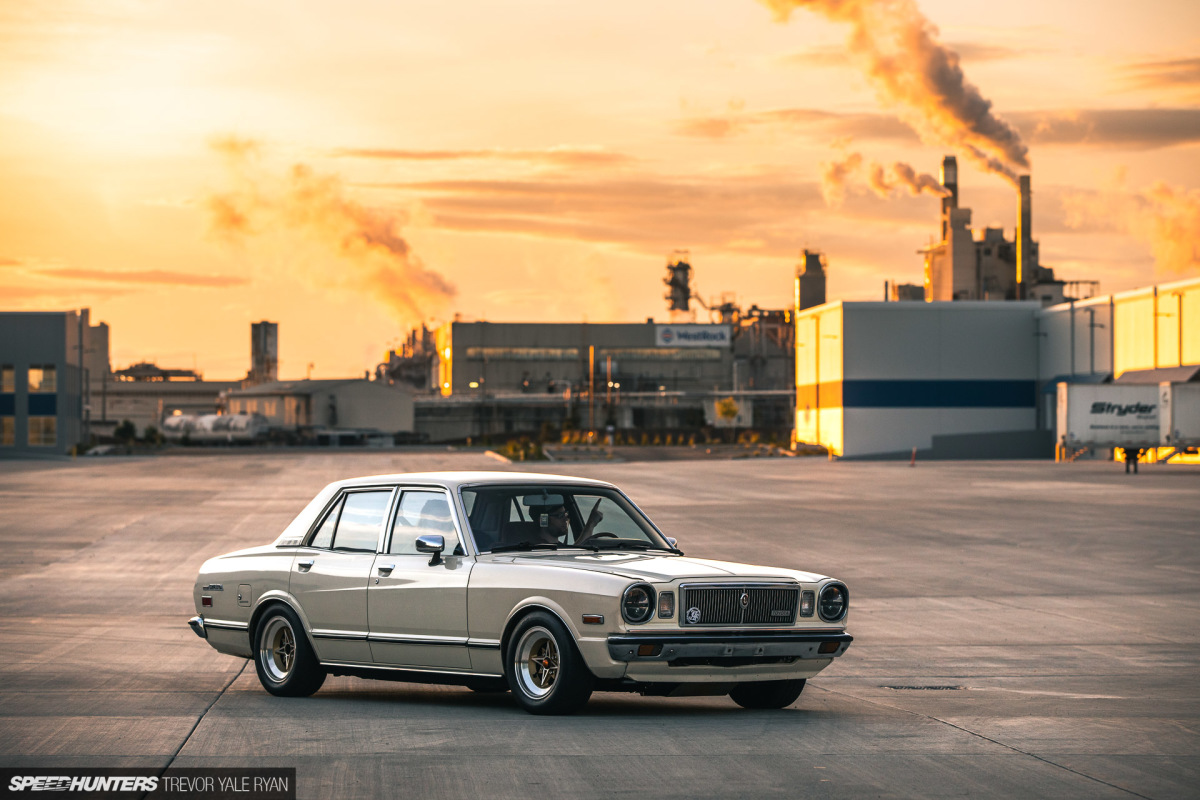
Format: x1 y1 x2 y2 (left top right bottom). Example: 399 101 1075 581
488 542 562 553
587 540 684 555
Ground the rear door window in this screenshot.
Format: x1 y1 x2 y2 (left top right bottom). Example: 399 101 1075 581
331 490 394 552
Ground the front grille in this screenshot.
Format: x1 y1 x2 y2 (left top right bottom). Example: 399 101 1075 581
679 584 799 626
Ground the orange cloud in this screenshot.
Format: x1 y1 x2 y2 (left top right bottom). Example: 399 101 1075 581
1122 57 1200 99
374 173 828 257
37 267 247 287
332 147 635 168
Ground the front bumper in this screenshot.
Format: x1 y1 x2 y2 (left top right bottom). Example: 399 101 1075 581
607 630 852 662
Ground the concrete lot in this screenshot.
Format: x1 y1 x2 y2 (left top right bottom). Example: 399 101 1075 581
0 452 1197 799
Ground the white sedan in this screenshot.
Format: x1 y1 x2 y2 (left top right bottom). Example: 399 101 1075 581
189 471 852 714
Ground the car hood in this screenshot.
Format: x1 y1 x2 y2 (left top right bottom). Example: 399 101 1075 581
497 551 828 584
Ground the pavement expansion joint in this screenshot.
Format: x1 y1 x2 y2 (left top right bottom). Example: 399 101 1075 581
161 661 247 769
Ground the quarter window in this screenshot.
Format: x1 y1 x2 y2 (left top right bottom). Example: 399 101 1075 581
28 366 56 393
390 491 458 555
309 497 343 549
28 417 56 446
332 490 393 552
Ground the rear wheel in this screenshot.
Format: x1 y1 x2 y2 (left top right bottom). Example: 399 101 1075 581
505 611 593 715
729 679 806 709
254 606 325 697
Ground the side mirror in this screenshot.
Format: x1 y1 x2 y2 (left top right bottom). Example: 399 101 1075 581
416 534 446 566
667 537 677 548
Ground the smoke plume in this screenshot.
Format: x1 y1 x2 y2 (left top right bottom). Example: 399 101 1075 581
1063 181 1200 276
207 136 455 322
761 0 1030 184
870 160 951 198
821 151 947 206
820 152 862 207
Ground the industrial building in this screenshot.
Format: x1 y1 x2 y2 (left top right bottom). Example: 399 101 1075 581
245 321 279 385
0 311 88 457
796 276 1200 458
415 318 793 441
919 156 1096 305
375 253 805 442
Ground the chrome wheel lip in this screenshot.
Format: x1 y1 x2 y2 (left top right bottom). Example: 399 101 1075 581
514 625 560 699
259 616 296 683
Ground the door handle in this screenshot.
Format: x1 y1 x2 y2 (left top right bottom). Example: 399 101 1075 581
297 560 314 572
377 564 395 575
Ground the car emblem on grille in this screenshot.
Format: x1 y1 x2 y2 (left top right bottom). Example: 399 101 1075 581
685 607 701 624
740 592 750 609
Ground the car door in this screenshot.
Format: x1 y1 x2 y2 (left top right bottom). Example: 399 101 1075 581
289 487 395 664
367 488 474 670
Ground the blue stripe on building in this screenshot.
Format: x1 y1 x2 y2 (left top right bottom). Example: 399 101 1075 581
841 380 1036 409
28 394 57 415
0 395 13 415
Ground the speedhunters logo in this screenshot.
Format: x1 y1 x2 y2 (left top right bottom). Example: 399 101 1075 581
8 776 158 792
1090 402 1156 417
1 769 294 799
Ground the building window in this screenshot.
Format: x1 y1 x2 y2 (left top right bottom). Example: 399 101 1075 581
599 348 723 361
29 366 56 393
263 400 277 417
465 347 580 361
28 417 56 446
1 417 13 446
1 365 13 393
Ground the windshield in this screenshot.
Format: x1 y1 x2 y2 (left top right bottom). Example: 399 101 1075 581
460 484 671 554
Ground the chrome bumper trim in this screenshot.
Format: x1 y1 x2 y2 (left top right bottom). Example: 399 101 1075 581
204 618 250 632
188 615 206 639
607 631 853 662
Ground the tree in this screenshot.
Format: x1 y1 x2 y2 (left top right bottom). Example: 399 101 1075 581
114 420 136 445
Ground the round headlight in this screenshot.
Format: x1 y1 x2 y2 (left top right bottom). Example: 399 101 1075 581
818 583 848 622
622 584 656 624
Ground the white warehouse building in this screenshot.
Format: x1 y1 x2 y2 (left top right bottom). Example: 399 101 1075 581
796 277 1200 459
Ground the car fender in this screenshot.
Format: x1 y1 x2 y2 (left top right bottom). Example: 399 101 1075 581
249 590 317 648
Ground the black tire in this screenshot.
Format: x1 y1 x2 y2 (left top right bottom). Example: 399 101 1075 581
253 605 326 697
729 679 806 709
504 611 594 715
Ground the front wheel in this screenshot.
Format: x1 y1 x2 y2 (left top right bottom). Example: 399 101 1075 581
729 679 806 709
505 612 594 715
254 605 326 697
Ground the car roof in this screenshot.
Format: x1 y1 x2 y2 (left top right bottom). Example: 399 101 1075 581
328 471 617 492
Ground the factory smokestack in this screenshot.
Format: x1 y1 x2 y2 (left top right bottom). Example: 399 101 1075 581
940 156 958 240
1017 175 1032 298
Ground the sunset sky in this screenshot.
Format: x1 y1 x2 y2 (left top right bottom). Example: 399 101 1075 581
2 0 1198 379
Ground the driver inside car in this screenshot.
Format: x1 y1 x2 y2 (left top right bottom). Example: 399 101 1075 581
530 498 604 546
